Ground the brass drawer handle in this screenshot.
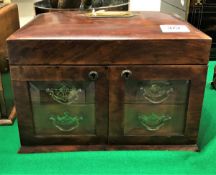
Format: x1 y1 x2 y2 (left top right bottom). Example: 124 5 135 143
121 70 132 80
46 85 82 105
138 113 172 131
49 112 83 132
139 81 174 104
88 71 99 81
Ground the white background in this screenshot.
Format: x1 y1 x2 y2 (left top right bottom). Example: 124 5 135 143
130 0 161 11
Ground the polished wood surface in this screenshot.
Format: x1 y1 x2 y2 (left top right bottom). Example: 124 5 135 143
7 12 211 152
12 66 108 146
0 3 19 62
0 3 19 124
8 12 209 40
7 39 211 65
19 144 199 153
109 65 207 144
0 3 19 72
7 12 211 65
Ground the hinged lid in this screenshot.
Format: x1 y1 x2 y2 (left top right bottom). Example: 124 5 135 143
7 11 212 65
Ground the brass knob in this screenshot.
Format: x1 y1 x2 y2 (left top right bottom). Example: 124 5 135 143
121 70 132 80
88 71 98 81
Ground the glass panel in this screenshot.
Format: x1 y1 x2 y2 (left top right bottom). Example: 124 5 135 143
29 81 95 136
125 80 189 104
124 104 187 136
124 80 189 136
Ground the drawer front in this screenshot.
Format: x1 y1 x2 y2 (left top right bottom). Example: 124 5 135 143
30 81 96 136
124 80 189 105
109 65 207 145
30 81 95 105
33 104 95 135
11 66 108 145
123 79 189 136
124 104 186 136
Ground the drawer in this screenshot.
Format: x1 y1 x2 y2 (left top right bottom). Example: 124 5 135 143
11 66 108 145
124 80 190 105
161 1 187 20
29 81 96 136
109 65 207 145
162 0 188 11
30 81 95 104
124 104 187 136
32 103 96 136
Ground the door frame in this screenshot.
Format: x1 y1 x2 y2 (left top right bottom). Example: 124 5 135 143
109 65 207 145
10 66 108 145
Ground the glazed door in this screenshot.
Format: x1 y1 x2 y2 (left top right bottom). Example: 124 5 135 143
11 66 108 145
109 65 207 145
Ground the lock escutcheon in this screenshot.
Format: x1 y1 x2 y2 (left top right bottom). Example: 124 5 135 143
121 70 132 80
88 71 99 81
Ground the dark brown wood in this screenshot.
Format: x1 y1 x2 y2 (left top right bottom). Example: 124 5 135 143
7 39 211 65
11 66 108 146
109 65 207 144
7 12 211 65
7 12 211 152
0 3 19 72
19 144 199 153
0 3 19 125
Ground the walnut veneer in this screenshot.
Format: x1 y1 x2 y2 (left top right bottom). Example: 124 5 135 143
7 11 211 153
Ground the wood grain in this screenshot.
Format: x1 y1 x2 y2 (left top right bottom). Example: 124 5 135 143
7 11 211 65
0 3 19 60
12 66 108 145
7 12 211 152
19 144 199 153
109 65 207 144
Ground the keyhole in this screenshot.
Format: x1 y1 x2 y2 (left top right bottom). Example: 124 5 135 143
125 72 130 78
121 70 132 80
91 73 96 80
88 71 98 81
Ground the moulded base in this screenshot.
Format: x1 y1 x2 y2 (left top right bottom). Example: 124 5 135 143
19 144 199 153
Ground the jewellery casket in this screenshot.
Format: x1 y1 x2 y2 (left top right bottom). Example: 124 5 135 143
7 11 211 153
